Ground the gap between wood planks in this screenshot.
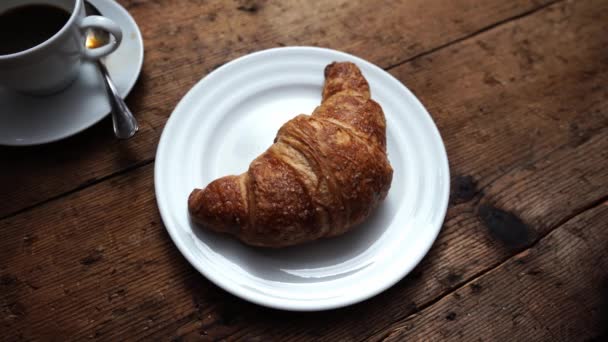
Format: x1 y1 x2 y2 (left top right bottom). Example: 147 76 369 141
365 194 608 342
0 0 566 223
473 126 608 209
201 0 608 339
383 0 562 70
1 0 605 336
0 158 155 222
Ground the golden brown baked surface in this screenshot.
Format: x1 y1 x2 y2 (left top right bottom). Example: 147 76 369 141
188 62 393 247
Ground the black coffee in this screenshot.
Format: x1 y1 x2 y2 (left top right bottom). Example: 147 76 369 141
0 4 71 55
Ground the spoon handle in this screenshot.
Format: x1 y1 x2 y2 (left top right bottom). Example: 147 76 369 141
98 60 138 139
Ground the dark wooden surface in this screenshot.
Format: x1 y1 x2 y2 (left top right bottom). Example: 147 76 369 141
2 0 607 340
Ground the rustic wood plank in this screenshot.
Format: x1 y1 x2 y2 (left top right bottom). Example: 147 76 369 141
0 135 605 340
372 201 608 341
182 0 608 339
219 132 608 342
0 0 557 217
2 0 608 340
2 130 606 341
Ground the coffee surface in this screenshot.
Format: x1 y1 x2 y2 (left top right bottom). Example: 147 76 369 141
0 4 71 55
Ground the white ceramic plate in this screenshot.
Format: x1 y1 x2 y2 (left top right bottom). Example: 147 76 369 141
0 0 144 146
155 47 450 311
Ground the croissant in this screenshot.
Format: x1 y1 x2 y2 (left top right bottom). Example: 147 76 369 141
188 62 393 247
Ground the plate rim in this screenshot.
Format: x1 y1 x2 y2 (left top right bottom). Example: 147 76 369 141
155 46 450 311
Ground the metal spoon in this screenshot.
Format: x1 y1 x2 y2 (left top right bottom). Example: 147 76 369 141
84 1 138 139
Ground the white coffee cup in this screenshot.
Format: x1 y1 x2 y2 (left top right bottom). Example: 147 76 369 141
0 0 123 95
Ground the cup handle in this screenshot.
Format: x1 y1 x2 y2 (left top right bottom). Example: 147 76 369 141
78 16 123 60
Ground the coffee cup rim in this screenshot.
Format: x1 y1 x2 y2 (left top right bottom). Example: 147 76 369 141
0 0 82 61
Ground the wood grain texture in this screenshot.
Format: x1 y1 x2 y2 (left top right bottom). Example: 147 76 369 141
2 0 608 340
0 0 556 217
374 201 608 341
212 0 608 339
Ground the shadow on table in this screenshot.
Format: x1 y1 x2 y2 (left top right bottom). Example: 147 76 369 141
176 252 425 340
0 75 149 176
0 80 149 219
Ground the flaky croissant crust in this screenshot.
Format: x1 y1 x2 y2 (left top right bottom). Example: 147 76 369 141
188 62 393 247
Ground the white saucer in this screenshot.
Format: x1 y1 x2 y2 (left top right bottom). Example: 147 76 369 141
0 0 144 146
155 47 450 311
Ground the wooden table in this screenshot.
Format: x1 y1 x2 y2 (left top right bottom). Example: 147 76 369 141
2 0 607 340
